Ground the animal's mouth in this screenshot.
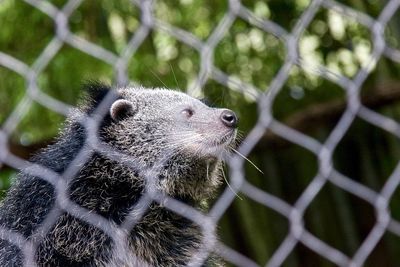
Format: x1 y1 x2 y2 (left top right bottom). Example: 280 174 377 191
205 130 236 147
199 129 237 157
177 129 237 158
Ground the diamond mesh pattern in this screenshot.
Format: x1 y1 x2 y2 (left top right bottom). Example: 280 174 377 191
1 0 400 266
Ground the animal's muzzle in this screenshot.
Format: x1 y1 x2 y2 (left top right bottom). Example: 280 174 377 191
220 109 238 128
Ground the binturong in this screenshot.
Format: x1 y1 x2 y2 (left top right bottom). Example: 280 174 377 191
0 83 238 267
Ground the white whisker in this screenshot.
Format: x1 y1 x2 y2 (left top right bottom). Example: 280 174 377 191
221 163 242 200
231 148 264 175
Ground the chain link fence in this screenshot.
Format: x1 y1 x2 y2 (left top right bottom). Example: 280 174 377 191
1 0 400 266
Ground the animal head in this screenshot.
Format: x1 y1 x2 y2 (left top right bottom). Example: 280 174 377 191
82 83 238 202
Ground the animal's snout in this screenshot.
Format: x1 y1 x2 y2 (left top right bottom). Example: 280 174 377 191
220 109 238 128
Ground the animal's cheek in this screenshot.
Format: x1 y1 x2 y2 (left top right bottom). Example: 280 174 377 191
180 143 200 153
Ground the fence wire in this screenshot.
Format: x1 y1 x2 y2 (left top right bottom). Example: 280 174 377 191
1 0 400 266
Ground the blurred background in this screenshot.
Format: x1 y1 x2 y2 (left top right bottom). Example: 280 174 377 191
2 0 400 266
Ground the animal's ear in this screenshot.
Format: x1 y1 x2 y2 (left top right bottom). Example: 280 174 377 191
82 81 114 115
110 99 136 121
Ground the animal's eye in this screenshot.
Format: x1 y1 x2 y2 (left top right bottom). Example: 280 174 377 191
181 108 194 118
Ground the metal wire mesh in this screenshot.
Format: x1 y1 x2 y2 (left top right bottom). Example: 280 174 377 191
1 0 400 266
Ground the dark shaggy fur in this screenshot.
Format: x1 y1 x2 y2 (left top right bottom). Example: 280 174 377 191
0 83 237 266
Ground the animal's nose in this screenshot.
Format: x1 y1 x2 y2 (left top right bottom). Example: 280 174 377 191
220 109 238 128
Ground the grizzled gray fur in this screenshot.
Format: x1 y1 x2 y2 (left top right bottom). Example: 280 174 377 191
0 83 238 267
